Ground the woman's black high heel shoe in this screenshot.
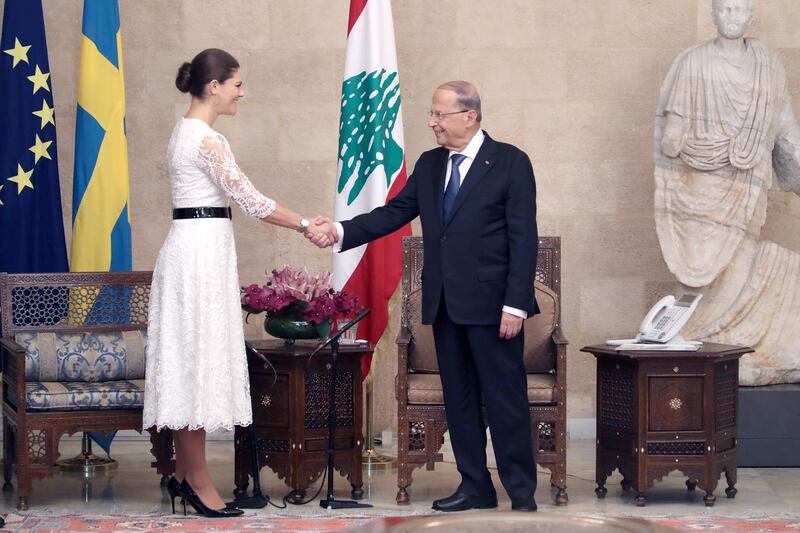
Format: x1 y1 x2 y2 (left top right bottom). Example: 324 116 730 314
166 476 182 514
179 479 244 517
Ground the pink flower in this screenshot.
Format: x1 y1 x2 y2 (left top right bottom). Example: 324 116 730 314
304 294 336 324
242 284 261 307
333 290 359 316
242 266 359 322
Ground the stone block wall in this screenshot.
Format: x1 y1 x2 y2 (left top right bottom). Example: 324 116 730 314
2 0 798 432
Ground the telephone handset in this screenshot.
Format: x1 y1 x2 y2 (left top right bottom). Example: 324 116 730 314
607 294 703 350
639 294 701 342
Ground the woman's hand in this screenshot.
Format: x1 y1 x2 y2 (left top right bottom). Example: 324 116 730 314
305 216 338 248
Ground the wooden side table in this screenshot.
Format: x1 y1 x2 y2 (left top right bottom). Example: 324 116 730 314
581 343 752 506
233 339 372 503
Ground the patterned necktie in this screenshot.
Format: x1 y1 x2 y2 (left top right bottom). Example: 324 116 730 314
443 154 466 221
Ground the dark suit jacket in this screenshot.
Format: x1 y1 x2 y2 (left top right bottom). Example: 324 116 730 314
340 131 539 325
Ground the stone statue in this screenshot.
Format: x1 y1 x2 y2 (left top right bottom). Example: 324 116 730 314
655 0 800 385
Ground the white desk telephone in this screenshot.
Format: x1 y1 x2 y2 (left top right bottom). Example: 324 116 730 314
607 294 703 351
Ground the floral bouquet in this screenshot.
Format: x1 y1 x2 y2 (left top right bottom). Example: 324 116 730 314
242 266 359 341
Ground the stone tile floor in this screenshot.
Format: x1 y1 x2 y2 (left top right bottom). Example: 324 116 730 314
1 439 797 518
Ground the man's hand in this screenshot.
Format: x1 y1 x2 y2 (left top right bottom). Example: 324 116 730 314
304 216 339 248
499 311 523 339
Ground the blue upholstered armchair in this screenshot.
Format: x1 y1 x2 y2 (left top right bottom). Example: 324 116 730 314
0 272 174 510
17 331 147 411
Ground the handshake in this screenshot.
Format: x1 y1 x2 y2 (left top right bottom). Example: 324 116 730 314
303 216 339 249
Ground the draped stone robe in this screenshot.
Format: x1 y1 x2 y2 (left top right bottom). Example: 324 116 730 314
655 38 800 386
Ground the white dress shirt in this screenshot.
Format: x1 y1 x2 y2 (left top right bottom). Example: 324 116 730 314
333 129 527 319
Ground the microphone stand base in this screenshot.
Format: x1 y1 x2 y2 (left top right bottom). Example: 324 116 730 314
320 498 373 510
231 492 270 509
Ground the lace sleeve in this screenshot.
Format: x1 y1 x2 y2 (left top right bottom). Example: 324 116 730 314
196 132 277 219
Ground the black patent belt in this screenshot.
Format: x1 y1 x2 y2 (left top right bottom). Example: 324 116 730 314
172 207 232 220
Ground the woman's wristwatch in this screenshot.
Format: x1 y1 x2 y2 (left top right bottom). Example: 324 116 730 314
297 217 310 233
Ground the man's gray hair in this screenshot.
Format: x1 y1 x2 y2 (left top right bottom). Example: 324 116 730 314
438 80 482 122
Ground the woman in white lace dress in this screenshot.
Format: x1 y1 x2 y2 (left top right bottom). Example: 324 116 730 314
143 49 334 517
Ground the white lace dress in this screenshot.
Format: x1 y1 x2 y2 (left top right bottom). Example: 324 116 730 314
143 118 276 432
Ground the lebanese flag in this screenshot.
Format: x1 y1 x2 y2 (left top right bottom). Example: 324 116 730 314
333 0 411 380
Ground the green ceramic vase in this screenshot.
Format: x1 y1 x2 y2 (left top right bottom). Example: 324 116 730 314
264 301 332 344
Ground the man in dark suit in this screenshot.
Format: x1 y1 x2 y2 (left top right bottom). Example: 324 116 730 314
313 81 539 512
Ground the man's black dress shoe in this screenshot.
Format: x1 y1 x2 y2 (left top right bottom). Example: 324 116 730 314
432 492 498 512
511 498 538 512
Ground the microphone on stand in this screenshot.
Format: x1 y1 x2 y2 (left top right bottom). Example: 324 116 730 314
316 308 373 510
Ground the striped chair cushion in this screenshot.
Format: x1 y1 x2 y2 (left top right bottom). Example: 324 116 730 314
15 331 147 382
25 380 144 411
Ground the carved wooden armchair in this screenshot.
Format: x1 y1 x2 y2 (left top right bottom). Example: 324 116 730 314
395 236 568 505
0 271 174 510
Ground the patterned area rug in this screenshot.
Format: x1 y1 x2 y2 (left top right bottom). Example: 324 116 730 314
0 512 370 532
650 514 800 531
2 512 800 532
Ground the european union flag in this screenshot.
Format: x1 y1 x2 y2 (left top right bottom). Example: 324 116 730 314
0 0 69 274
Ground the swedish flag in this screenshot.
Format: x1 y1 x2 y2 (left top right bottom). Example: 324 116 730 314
0 0 69 274
70 0 131 456
70 0 131 272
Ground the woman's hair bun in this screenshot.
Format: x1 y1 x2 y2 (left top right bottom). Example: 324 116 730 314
175 50 239 96
175 62 192 93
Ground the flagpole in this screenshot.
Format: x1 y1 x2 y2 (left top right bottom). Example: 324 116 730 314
362 379 395 471
60 0 130 475
336 0 408 471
